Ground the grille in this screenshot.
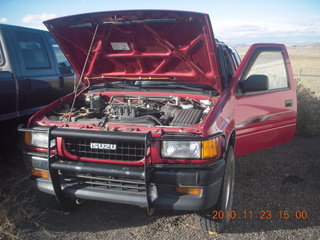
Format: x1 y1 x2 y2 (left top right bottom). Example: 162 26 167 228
63 174 146 193
64 138 145 161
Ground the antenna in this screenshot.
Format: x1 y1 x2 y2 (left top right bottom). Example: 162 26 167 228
68 23 99 122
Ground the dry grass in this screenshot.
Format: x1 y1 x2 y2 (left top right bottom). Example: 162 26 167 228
296 81 320 136
281 45 320 135
0 165 47 240
287 46 320 75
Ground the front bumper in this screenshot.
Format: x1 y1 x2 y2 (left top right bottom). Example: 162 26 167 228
27 154 225 211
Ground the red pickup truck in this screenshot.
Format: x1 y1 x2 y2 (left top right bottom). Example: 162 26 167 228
20 10 297 232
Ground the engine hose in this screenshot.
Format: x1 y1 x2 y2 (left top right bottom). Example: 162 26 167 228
134 115 163 126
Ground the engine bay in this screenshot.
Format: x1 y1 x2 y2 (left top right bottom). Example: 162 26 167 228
46 94 212 127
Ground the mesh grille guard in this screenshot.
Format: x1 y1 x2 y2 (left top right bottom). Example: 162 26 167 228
47 127 154 214
63 137 145 161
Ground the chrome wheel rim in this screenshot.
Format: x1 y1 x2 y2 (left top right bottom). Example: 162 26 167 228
224 169 232 210
224 156 234 212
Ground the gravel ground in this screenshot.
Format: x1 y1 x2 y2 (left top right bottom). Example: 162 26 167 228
1 136 320 240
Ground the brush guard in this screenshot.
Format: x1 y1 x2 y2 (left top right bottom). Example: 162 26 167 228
19 126 154 214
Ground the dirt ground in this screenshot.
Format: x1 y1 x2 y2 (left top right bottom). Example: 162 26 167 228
1 135 319 240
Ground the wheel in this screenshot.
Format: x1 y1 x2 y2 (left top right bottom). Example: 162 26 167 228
36 190 81 212
195 146 235 233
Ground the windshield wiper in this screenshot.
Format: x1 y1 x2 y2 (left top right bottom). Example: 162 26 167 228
104 83 147 91
141 83 217 94
89 83 147 92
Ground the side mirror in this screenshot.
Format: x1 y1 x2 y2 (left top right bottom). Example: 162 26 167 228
58 62 73 76
241 74 269 92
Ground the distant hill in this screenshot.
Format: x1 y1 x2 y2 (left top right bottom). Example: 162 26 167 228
233 42 320 59
287 42 320 48
232 42 320 48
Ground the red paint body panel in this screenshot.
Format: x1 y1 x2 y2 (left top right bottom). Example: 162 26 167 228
25 14 297 166
231 44 297 157
44 10 222 92
235 120 296 156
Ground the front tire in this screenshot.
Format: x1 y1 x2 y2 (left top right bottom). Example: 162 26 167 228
195 146 235 233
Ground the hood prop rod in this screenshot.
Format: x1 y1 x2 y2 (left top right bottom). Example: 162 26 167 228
68 23 99 122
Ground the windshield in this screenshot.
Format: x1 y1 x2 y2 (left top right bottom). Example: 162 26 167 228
88 80 218 94
106 81 213 88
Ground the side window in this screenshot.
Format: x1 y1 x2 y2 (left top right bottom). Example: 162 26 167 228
16 31 50 69
245 51 289 90
223 49 234 76
49 36 72 75
218 45 235 88
228 48 240 68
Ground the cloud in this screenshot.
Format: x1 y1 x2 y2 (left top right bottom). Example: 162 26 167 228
22 13 57 24
23 24 48 31
213 16 320 43
0 17 8 23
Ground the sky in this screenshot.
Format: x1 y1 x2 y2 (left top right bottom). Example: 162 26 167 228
1 0 319 45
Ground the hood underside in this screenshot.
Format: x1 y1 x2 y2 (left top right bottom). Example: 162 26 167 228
44 10 222 92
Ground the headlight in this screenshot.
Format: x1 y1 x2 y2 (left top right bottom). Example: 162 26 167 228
162 141 201 159
25 131 55 148
161 139 218 159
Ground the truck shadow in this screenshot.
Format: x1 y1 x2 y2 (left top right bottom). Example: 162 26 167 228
33 137 319 236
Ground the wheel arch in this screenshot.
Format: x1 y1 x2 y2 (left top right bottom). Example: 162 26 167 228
225 129 236 155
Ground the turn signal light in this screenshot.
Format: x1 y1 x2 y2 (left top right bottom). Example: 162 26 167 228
202 139 218 159
31 170 50 178
25 132 31 145
176 187 201 195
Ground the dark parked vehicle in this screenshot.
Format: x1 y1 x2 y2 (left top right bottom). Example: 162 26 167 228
0 24 75 122
20 10 297 233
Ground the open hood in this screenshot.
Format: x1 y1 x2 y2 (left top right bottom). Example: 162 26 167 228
44 10 222 92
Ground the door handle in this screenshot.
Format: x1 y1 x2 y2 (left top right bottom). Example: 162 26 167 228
59 76 64 88
24 78 32 90
285 99 293 107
